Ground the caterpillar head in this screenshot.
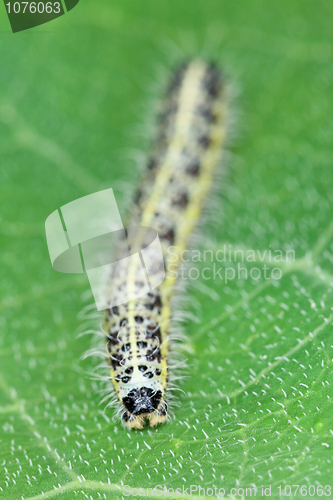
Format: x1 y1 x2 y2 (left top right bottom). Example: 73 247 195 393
121 387 167 429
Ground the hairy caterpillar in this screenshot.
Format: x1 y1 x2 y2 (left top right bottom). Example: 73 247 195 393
102 60 228 429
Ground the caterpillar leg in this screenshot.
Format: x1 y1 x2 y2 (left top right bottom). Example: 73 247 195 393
122 412 168 430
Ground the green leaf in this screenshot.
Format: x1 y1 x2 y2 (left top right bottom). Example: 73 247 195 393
1 1 333 499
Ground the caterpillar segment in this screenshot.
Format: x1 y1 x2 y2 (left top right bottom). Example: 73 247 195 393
103 60 228 429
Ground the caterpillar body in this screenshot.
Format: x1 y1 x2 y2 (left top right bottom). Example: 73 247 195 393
102 60 228 429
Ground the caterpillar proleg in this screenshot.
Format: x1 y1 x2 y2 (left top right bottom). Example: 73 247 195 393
102 60 228 429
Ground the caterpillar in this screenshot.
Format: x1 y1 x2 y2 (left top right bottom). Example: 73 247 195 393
102 60 228 430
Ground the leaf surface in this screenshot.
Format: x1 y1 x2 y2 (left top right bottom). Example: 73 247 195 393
0 1 333 499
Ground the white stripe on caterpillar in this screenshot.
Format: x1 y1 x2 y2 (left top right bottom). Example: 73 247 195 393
103 60 228 429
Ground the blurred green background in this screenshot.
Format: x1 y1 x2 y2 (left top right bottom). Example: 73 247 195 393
1 1 333 499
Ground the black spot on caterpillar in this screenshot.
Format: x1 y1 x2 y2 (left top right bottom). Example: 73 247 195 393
102 60 228 429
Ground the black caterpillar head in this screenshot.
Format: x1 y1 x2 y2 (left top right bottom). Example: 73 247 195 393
123 387 162 416
121 387 167 429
